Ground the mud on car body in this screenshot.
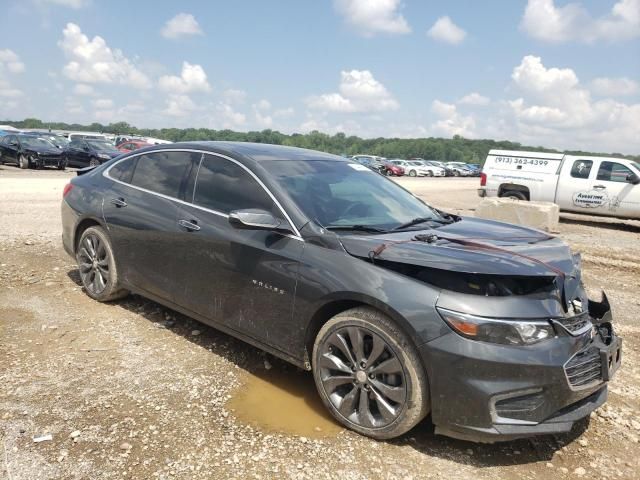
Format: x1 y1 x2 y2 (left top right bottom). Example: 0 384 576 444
60 142 621 442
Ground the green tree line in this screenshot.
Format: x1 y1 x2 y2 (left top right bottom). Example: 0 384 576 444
4 117 638 163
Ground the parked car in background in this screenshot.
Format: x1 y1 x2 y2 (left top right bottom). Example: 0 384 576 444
415 159 453 176
446 162 474 177
67 133 107 142
464 164 481 176
479 149 640 219
65 137 121 167
0 134 66 169
381 161 404 176
391 159 442 177
117 139 152 153
61 141 621 442
22 131 71 150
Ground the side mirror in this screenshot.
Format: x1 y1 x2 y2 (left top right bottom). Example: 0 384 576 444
229 209 282 230
627 173 640 185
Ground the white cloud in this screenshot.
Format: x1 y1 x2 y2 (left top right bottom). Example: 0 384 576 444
216 102 246 128
307 70 398 113
333 0 411 37
36 0 89 8
274 107 295 118
158 62 211 94
507 55 640 152
0 50 25 73
73 83 95 96
222 89 247 104
458 92 490 106
252 100 273 128
591 77 639 97
164 94 198 117
58 23 151 89
92 98 113 109
161 13 203 39
0 50 24 100
521 0 640 43
430 100 475 137
427 16 466 45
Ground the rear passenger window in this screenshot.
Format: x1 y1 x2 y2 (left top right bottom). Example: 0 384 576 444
109 158 137 184
130 151 199 198
193 154 277 215
570 160 592 179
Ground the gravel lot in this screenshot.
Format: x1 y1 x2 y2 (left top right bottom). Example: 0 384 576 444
1 166 639 480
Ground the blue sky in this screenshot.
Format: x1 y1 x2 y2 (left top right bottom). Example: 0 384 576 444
1 0 639 153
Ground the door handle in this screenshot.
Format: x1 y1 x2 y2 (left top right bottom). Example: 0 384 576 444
593 185 606 190
178 219 201 231
110 197 127 208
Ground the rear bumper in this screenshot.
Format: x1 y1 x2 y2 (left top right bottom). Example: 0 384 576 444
419 306 621 443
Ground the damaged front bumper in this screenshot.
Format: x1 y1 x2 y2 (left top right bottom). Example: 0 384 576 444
420 293 622 443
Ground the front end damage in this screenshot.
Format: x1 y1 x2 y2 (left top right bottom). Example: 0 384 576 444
339 218 622 442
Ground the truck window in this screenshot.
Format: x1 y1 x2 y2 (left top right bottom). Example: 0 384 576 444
597 162 633 183
570 160 592 179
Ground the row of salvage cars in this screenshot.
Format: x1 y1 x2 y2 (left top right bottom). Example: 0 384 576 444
350 154 480 178
0 130 165 170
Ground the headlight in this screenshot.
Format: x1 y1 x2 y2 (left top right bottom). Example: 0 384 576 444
437 307 554 345
97 153 111 159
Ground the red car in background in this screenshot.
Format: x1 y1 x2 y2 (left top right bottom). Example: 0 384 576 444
381 161 405 176
117 140 151 153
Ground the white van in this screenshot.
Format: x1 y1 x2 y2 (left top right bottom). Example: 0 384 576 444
478 149 640 219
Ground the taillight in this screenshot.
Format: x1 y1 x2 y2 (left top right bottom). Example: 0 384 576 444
480 173 487 186
63 183 73 197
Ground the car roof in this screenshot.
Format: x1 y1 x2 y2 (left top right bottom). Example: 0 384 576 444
139 141 348 163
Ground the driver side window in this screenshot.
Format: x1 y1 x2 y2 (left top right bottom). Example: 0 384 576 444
597 161 633 183
192 154 279 216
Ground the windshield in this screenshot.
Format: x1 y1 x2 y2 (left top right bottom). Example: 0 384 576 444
49 136 70 147
409 161 422 166
632 161 640 171
20 137 55 149
263 160 443 230
87 140 118 152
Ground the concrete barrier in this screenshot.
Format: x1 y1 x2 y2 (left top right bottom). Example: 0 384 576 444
475 198 560 232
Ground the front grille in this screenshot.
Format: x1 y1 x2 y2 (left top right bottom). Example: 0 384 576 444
559 311 591 334
565 347 602 388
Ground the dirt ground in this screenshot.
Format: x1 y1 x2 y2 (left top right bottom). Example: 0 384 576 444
1 166 639 480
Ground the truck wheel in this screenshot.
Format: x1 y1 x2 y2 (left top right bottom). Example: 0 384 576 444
19 155 29 169
501 190 527 201
312 307 430 440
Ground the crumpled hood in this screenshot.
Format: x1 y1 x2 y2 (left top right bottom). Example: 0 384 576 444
339 217 577 277
26 147 62 156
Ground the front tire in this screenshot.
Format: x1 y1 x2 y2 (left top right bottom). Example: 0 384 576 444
89 157 100 168
19 154 29 169
76 226 129 302
312 307 430 440
408 170 417 177
385 169 393 177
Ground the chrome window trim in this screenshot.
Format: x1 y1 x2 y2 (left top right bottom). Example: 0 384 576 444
102 148 303 241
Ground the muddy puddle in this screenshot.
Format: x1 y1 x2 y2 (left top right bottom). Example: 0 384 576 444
228 367 343 438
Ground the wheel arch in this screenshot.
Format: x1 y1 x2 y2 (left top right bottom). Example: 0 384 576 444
498 183 530 200
303 293 419 370
73 217 105 253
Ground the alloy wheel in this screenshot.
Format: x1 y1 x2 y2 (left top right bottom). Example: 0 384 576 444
317 326 407 429
77 233 109 295
89 158 100 167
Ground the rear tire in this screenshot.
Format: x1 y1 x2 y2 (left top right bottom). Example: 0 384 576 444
19 155 29 169
409 170 417 177
501 190 527 201
312 307 430 440
76 226 129 302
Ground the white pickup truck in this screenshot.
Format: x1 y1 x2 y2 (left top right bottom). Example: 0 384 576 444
478 149 640 219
